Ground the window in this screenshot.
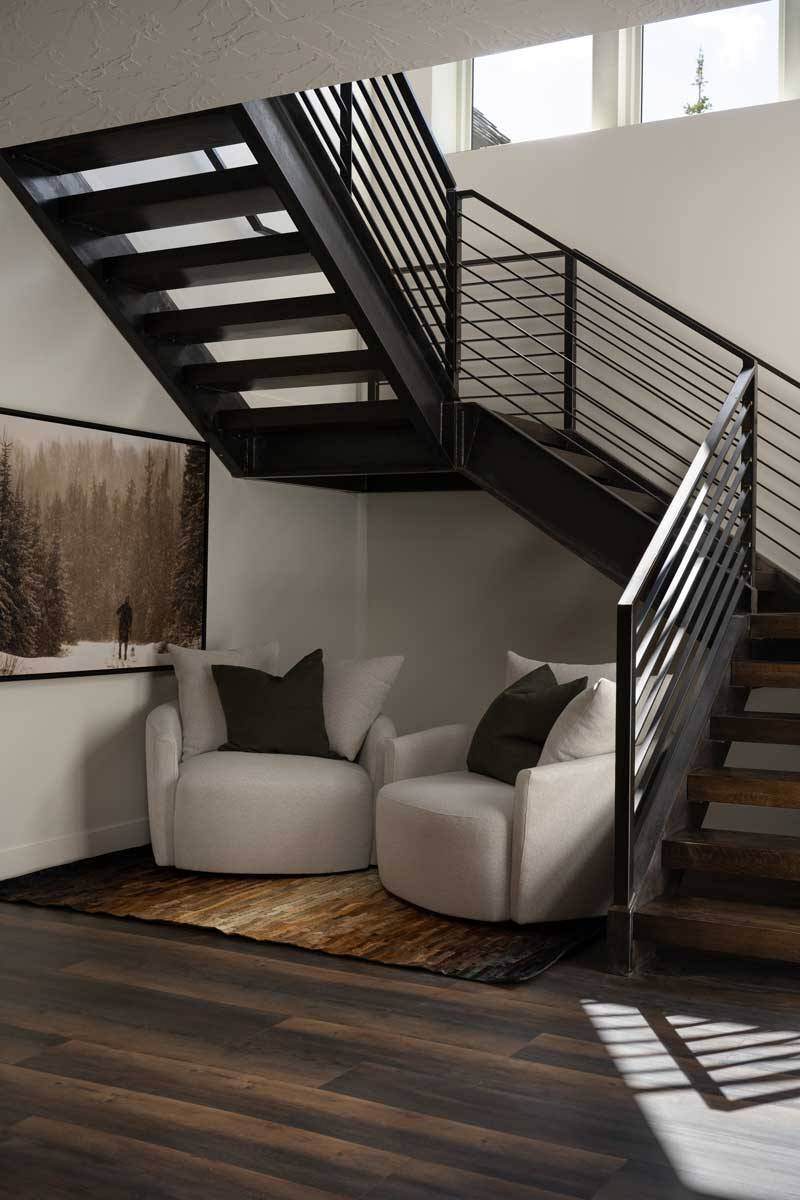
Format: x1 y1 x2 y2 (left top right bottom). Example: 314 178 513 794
642 1 780 123
471 36 593 147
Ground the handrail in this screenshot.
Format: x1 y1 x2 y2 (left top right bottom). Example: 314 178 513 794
614 363 757 910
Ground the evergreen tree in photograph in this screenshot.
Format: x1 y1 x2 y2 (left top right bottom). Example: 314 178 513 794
37 536 71 657
170 446 206 647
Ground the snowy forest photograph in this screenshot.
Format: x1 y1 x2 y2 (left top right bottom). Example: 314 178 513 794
0 411 208 680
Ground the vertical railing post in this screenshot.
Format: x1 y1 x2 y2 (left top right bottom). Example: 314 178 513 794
563 252 577 431
445 188 462 392
614 599 636 912
340 82 353 193
742 358 759 610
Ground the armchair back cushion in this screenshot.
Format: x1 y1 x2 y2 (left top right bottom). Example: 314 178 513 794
324 655 404 761
213 650 334 757
506 650 616 690
169 642 279 759
467 664 587 785
539 678 616 765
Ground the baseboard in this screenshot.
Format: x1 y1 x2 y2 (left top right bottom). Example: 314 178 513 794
0 818 150 881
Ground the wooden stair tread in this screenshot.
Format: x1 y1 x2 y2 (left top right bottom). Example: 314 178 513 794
710 711 800 744
53 166 284 233
635 894 800 963
750 612 800 639
689 766 800 807
102 233 318 291
664 827 800 879
13 111 243 172
638 894 800 931
141 295 353 343
185 350 384 391
732 659 800 687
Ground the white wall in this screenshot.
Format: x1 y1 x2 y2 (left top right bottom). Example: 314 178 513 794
366 490 619 733
0 183 362 880
448 96 800 375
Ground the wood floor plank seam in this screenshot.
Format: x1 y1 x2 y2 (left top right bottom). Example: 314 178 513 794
13 1039 625 1197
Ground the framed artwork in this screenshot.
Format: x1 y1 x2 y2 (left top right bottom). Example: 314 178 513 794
0 406 209 681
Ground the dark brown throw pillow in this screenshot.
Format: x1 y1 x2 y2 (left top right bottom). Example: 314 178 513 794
212 649 335 757
467 664 588 785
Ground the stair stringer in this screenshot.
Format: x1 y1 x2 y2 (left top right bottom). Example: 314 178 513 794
456 403 656 586
232 97 455 458
0 146 248 475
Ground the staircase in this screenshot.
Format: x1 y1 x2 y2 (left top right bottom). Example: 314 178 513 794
4 72 800 972
626 609 800 967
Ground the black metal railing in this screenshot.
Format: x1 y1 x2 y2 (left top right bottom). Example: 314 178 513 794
613 364 757 907
294 74 458 383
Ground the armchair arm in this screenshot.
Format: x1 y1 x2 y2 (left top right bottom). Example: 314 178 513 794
358 713 397 793
510 753 615 924
145 701 183 866
384 723 472 786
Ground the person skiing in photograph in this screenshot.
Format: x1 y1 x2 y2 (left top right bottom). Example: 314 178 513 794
116 595 133 662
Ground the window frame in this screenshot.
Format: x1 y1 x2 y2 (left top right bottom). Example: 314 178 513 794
435 0 800 151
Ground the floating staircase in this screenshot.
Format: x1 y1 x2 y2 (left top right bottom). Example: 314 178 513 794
4 71 800 971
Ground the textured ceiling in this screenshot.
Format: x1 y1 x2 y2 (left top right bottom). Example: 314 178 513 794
0 0 757 148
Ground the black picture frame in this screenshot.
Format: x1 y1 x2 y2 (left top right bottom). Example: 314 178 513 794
0 404 210 683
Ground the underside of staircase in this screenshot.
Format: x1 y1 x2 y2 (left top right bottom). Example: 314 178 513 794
4 74 800 975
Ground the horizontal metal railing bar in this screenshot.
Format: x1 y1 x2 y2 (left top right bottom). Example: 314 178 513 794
476 253 732 412
457 349 679 498
461 341 565 355
348 175 450 369
389 73 457 191
458 262 702 457
455 215 737 405
618 366 755 610
349 153 451 319
634 545 747 782
458 235 721 436
398 253 565 278
456 296 696 475
634 412 750 625
299 93 348 173
634 450 749 673
350 89 451 267
358 82 452 254
459 190 800 392
347 171 451 352
635 489 749 719
634 550 746 787
632 573 745 812
459 204 744 388
308 87 349 154
634 481 748 668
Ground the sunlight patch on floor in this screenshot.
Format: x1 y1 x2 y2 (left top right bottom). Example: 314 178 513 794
582 1000 800 1200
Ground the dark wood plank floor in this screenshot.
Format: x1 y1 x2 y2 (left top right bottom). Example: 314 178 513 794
1 900 799 1199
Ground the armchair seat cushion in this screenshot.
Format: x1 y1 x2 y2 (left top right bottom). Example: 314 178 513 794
174 751 372 875
377 771 514 922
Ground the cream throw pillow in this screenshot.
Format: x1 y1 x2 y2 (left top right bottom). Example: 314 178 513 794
324 655 404 761
506 650 616 690
169 643 279 759
539 678 616 766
